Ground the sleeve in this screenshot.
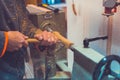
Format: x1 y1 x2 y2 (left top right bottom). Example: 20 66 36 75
0 31 8 58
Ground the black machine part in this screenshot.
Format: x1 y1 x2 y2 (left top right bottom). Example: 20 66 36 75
103 0 117 8
93 55 120 80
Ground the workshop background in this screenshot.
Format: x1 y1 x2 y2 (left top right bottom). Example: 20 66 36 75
67 0 120 70
25 0 120 79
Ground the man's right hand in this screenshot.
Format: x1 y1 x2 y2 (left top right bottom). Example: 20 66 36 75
7 31 28 52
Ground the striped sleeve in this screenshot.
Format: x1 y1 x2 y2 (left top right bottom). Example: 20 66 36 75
0 31 8 57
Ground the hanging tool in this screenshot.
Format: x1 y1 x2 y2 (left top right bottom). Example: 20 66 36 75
72 0 77 16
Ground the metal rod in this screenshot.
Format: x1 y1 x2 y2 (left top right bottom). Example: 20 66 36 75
106 16 113 55
83 36 108 48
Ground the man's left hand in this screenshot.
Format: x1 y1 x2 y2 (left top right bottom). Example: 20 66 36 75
34 30 58 46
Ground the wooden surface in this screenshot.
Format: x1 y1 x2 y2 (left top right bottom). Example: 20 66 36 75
25 0 42 5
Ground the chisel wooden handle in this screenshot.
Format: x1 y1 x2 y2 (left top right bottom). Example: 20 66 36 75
26 38 39 43
26 31 73 48
53 31 73 48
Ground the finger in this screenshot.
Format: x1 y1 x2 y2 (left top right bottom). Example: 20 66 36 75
18 38 28 48
22 40 28 47
24 35 28 39
42 31 49 41
18 44 23 48
19 39 25 43
48 35 57 43
34 34 43 40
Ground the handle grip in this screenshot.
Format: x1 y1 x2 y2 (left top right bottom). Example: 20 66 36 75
26 38 39 43
26 31 73 48
53 31 73 48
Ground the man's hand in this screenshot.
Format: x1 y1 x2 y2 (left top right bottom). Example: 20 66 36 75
34 30 58 46
7 31 28 52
